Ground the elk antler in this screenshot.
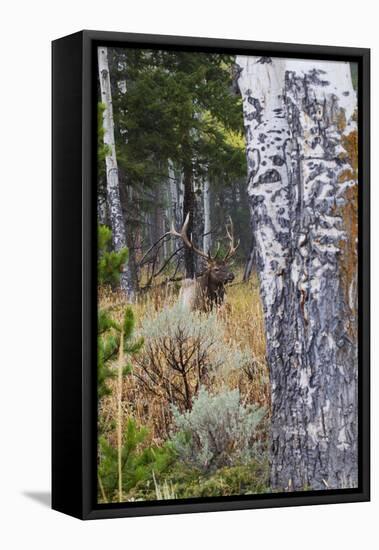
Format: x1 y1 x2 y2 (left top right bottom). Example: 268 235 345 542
209 241 221 261
169 213 209 261
223 216 240 262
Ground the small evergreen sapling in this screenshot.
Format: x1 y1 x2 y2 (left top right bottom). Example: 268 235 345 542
97 309 120 399
98 419 176 502
97 306 144 502
98 224 129 288
97 308 142 399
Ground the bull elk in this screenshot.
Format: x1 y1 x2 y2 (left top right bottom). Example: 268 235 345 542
170 214 240 311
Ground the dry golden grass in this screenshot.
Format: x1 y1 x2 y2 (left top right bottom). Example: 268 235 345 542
221 273 270 408
98 268 270 443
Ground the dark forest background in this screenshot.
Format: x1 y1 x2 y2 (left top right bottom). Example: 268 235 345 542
98 48 251 290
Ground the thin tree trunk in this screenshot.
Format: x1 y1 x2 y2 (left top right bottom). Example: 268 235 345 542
243 239 255 281
98 46 133 296
182 163 195 278
203 177 211 255
237 56 358 491
97 194 108 225
152 185 165 264
117 330 124 503
167 160 176 255
168 160 182 235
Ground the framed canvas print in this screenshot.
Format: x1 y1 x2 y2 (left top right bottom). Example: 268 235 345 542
52 30 370 519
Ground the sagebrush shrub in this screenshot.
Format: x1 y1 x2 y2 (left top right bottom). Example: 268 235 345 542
170 388 266 472
135 305 250 411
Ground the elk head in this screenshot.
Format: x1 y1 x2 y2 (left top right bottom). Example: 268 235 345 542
170 214 240 310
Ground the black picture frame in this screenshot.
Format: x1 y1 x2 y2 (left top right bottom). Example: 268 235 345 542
52 30 370 520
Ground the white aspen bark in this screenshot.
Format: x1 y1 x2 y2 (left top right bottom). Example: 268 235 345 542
203 177 211 255
166 160 176 255
98 46 133 296
237 56 358 491
162 203 168 260
97 197 108 226
178 172 185 222
168 160 178 219
169 160 185 253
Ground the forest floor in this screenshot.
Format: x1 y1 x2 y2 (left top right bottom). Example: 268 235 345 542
98 269 271 502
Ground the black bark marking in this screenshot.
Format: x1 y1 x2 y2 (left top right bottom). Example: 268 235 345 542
247 96 264 124
257 169 281 184
257 57 272 64
271 155 285 166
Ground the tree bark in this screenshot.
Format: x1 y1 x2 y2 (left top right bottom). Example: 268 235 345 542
237 56 358 491
98 46 133 296
203 177 211 255
243 239 256 281
182 163 195 278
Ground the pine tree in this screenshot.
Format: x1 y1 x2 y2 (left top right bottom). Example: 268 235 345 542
97 304 144 502
104 49 247 277
98 224 128 288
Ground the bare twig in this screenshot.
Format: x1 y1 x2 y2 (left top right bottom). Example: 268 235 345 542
153 245 185 278
138 232 171 266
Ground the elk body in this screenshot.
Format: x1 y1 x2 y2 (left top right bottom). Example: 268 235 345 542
170 215 239 312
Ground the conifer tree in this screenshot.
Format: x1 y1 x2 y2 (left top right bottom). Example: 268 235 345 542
97 304 144 502
105 48 246 277
98 224 128 288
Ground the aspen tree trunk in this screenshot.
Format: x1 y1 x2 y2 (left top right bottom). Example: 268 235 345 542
169 161 184 225
203 177 211 255
167 160 177 255
237 56 358 491
98 46 133 296
97 197 108 225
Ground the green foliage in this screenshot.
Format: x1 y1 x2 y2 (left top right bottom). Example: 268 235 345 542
187 462 269 498
104 48 246 221
98 224 128 288
98 308 120 333
172 461 269 498
170 388 266 472
123 308 144 353
97 306 144 400
98 335 118 399
97 308 120 400
130 460 269 501
122 307 144 355
98 418 176 502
